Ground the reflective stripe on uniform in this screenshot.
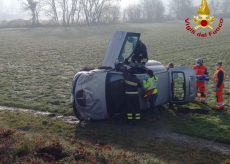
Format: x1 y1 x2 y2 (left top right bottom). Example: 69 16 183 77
125 80 138 86
142 59 148 62
127 113 133 120
135 113 141 120
125 92 139 94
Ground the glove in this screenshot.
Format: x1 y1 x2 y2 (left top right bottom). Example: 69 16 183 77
197 75 206 81
196 75 201 80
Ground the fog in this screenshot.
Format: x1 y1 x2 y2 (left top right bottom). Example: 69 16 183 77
0 0 133 20
0 0 203 21
0 0 227 27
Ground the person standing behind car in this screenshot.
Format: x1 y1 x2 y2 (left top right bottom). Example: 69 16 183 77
193 58 209 103
213 62 226 110
143 70 160 121
167 63 174 70
123 70 142 125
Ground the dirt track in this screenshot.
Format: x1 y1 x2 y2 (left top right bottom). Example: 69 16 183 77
0 105 230 156
141 128 230 155
0 106 79 125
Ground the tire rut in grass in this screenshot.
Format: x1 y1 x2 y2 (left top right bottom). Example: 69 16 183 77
1 105 230 156
0 106 79 125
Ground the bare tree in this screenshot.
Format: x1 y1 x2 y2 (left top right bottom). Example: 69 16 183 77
59 0 68 25
67 0 81 25
42 0 59 24
80 0 120 25
21 0 41 25
42 0 119 25
52 0 82 25
169 0 194 20
101 4 120 24
123 4 143 22
155 0 165 22
81 0 102 25
142 0 165 22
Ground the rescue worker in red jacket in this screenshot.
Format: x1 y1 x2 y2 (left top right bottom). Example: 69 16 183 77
193 58 209 103
213 62 226 110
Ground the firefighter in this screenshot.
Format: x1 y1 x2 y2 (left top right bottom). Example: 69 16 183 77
131 40 148 65
167 63 174 70
143 70 160 121
214 62 226 110
193 58 209 103
123 70 142 125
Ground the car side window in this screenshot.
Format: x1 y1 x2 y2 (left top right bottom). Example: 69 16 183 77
172 72 185 101
119 36 138 62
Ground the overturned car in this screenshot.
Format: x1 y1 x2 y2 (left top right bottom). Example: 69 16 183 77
71 31 196 120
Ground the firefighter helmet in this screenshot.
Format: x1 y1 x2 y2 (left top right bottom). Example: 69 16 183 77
196 58 204 65
216 61 222 66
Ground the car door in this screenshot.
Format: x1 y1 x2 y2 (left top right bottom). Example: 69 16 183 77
169 67 196 104
106 72 126 117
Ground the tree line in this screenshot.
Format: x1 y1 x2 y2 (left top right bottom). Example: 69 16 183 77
19 0 230 26
124 0 230 23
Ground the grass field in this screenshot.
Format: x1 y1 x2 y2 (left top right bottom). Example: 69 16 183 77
0 22 230 114
0 21 230 162
0 110 229 163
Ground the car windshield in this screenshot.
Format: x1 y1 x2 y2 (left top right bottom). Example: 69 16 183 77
118 36 139 62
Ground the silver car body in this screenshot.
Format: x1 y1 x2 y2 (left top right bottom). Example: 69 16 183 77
72 32 196 120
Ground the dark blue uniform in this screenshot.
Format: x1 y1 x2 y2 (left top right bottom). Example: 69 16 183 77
123 72 141 124
131 40 148 64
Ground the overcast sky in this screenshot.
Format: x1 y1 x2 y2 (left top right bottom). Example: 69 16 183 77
0 0 202 21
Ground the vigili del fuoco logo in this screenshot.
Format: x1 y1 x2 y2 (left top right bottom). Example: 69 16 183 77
185 0 223 37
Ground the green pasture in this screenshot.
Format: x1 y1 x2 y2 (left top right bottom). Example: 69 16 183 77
0 21 230 143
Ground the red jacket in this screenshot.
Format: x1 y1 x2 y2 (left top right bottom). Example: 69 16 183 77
193 65 207 76
214 66 226 88
193 65 208 81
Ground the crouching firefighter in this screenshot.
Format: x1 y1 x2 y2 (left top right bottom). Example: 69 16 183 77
123 70 142 125
143 70 160 121
213 62 226 110
193 58 209 103
131 40 148 65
